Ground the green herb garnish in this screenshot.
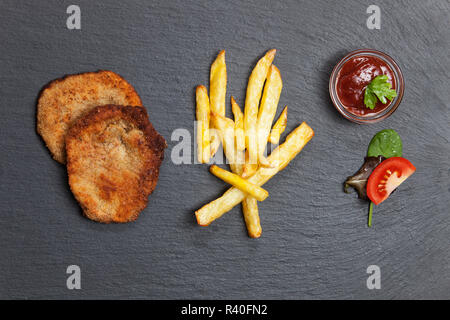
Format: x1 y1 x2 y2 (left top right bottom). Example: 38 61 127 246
364 75 397 109
344 129 404 227
344 156 385 200
365 129 402 227
367 129 403 158
368 202 374 227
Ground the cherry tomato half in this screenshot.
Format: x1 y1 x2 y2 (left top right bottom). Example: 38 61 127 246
367 157 416 205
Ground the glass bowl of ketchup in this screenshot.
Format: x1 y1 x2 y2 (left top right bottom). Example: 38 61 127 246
329 49 404 124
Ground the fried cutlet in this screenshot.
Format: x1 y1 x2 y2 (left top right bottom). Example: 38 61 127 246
37 70 142 163
66 105 166 223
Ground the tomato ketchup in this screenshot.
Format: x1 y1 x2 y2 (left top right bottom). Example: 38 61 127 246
336 55 396 116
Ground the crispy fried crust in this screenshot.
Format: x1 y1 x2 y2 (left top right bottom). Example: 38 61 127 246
37 70 143 163
66 105 167 223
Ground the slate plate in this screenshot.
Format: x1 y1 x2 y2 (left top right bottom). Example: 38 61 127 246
0 0 449 299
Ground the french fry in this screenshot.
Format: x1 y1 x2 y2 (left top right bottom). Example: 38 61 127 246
210 50 227 117
242 197 261 238
195 122 314 226
231 97 245 152
219 98 260 237
210 112 240 173
244 49 276 167
210 165 269 201
234 149 245 175
212 109 259 235
209 129 221 157
268 106 288 145
235 145 260 238
242 149 258 178
225 103 258 236
257 65 282 166
209 50 227 157
196 85 210 163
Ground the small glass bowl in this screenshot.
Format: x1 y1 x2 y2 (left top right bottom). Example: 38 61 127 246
329 49 404 124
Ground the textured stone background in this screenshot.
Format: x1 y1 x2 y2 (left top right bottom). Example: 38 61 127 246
0 0 449 299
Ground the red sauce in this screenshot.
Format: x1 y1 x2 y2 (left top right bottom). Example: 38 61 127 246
336 55 396 116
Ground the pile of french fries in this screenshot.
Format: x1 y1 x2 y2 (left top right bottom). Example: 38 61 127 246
195 49 314 238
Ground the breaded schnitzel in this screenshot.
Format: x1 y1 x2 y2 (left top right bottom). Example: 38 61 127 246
66 105 166 223
37 70 142 163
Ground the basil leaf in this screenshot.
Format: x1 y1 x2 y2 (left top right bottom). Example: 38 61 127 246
367 129 403 158
344 156 385 200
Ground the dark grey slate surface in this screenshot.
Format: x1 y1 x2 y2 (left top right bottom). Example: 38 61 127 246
0 0 449 299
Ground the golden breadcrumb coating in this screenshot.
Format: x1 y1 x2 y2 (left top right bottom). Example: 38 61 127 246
66 105 166 223
37 70 142 163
